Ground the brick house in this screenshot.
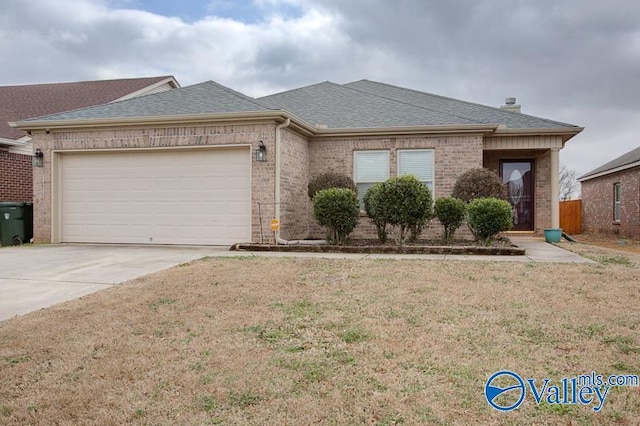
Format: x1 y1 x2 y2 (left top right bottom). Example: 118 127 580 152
579 146 640 238
12 79 582 245
0 76 180 202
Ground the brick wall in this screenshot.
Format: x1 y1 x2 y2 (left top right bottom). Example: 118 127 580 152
29 125 564 244
30 123 277 243
279 128 310 241
0 149 33 202
581 167 640 238
483 149 551 234
307 135 483 240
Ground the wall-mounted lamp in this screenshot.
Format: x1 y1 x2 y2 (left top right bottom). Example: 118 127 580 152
255 140 267 162
32 148 44 167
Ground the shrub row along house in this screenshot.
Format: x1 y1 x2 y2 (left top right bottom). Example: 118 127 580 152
12 80 583 245
0 77 180 203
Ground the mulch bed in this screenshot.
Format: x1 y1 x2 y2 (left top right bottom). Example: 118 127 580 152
230 238 525 256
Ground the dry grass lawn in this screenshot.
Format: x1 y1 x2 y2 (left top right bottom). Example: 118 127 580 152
1 243 639 425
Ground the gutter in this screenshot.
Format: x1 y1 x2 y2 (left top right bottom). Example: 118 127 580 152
494 126 584 143
10 110 298 131
11 112 582 144
313 124 499 138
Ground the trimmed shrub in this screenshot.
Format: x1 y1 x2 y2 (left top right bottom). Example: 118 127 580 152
467 197 513 246
434 197 467 243
363 183 388 243
451 168 508 203
313 188 359 245
376 175 433 246
308 172 357 199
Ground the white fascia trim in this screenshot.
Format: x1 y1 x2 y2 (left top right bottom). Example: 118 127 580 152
314 124 499 138
11 110 293 131
495 127 584 143
111 77 181 102
578 161 640 182
0 137 26 146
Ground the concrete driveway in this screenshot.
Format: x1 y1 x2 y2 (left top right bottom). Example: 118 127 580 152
0 244 228 322
1 239 590 322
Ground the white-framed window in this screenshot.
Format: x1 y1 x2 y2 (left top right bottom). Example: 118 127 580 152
397 149 435 196
614 182 621 222
353 150 389 207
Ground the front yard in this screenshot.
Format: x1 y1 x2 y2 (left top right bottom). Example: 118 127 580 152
1 243 639 425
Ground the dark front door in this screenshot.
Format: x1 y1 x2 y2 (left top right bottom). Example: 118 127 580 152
500 160 534 231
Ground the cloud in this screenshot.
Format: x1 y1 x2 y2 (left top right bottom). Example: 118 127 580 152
1 0 639 174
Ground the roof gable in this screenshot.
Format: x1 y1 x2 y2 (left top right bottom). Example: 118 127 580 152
579 145 640 181
0 76 178 139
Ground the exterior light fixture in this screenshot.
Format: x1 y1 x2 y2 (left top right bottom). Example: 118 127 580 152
32 149 44 167
255 140 267 162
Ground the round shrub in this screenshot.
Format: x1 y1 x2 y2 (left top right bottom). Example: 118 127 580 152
434 197 467 243
313 188 359 245
363 183 388 243
451 168 507 203
467 197 513 245
376 175 433 245
308 172 357 199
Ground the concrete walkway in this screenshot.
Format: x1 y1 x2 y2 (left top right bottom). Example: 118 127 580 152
509 237 594 263
0 239 591 322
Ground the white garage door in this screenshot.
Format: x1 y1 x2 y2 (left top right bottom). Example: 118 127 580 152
59 148 251 245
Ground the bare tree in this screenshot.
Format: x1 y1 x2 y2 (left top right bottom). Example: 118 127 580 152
559 165 579 200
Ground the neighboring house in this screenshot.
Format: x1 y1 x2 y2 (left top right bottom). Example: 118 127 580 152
0 76 180 202
578 146 640 238
12 79 582 245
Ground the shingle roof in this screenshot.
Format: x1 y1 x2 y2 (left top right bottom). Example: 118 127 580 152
257 81 480 128
19 80 272 123
15 78 581 135
1 76 176 139
343 79 579 129
579 145 640 181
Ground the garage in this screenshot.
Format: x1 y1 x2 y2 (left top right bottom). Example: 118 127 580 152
56 147 251 245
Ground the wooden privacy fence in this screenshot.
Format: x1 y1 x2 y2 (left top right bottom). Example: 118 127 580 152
560 200 582 234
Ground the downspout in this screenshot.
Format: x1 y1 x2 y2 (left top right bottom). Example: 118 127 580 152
274 117 326 246
274 117 290 223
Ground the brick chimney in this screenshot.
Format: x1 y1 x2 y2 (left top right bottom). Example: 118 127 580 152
500 97 521 113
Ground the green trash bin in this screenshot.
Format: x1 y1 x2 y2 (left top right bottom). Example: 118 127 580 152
0 202 27 246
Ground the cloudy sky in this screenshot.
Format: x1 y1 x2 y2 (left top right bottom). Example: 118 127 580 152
2 0 639 176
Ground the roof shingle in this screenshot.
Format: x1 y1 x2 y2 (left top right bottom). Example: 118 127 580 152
18 81 272 123
579 145 640 180
257 81 480 128
1 76 176 139
14 78 581 135
343 79 579 129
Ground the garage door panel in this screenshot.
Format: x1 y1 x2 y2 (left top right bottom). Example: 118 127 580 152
60 149 251 245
